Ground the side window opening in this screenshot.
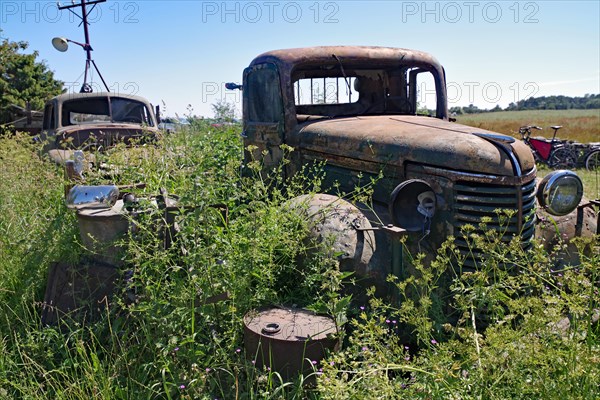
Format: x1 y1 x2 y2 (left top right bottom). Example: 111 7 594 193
244 63 283 123
409 68 437 116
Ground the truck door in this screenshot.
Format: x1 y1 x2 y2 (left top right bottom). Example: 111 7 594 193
242 62 285 180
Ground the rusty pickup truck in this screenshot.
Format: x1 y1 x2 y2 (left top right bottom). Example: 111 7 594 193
230 46 597 288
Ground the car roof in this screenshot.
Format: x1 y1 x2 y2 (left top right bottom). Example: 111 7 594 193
249 46 442 70
47 91 153 106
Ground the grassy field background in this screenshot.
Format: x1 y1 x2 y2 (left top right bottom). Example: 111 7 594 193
455 109 600 143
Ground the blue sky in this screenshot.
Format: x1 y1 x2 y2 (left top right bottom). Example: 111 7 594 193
1 0 599 117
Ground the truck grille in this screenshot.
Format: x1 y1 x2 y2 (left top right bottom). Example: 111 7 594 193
453 179 537 268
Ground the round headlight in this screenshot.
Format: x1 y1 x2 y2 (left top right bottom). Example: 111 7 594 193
389 179 436 231
537 170 583 216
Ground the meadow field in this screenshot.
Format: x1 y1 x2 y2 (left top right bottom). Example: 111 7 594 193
0 118 598 399
455 109 600 143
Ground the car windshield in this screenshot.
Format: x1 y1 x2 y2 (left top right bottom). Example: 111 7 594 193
61 96 154 126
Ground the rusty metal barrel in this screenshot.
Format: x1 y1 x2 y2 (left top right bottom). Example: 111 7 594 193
243 307 339 380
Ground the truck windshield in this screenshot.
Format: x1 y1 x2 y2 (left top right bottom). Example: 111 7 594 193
61 97 154 126
293 66 438 119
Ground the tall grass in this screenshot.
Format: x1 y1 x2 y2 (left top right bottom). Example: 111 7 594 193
0 125 598 399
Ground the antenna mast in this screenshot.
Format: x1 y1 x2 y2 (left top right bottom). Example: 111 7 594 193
57 0 109 93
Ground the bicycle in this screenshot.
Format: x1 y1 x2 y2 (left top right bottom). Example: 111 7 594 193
585 147 600 171
519 125 578 168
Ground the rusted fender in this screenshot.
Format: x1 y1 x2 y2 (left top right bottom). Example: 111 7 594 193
285 194 376 278
535 197 598 265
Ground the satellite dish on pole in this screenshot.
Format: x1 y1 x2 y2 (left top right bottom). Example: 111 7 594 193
52 37 69 52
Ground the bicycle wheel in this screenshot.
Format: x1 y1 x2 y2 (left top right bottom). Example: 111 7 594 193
585 149 600 171
549 146 578 169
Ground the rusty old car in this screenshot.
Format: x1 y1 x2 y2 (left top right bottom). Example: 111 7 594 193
40 91 160 165
230 46 597 289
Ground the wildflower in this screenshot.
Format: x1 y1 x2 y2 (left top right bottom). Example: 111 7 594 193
311 360 317 365
431 339 438 345
179 384 186 389
235 348 241 354
174 347 179 352
329 361 335 366
362 346 368 352
205 368 211 373
360 306 365 311
392 320 397 324
385 319 391 324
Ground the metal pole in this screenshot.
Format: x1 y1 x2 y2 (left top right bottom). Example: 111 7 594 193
58 0 109 92
81 0 92 89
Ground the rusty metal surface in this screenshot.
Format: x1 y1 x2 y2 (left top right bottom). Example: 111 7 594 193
286 194 375 278
298 115 535 177
244 307 338 380
48 92 157 113
535 197 598 265
250 46 444 75
57 124 152 137
43 91 159 153
41 261 118 325
77 199 129 266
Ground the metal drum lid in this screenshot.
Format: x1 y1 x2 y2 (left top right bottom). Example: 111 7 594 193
76 199 125 219
243 307 339 381
244 307 337 342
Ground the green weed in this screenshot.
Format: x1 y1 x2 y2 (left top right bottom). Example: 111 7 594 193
0 125 598 399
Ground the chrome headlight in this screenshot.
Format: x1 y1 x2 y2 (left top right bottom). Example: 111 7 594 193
537 170 583 216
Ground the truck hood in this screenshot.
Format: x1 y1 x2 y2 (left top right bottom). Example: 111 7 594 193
57 123 158 136
297 115 535 176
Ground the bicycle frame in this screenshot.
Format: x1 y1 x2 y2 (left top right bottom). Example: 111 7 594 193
519 125 577 168
528 138 553 161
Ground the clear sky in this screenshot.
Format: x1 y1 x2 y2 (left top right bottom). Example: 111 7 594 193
1 0 599 118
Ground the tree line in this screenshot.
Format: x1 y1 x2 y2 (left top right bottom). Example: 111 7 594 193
0 32 64 126
450 94 600 115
